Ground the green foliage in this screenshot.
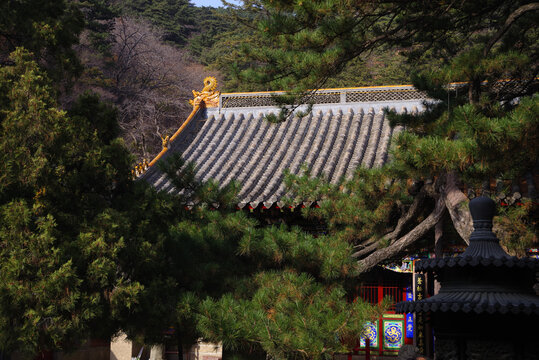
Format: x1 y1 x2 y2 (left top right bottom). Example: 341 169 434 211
186 1 416 92
0 49 110 353
286 167 411 244
0 200 84 354
324 52 412 89
68 92 121 144
0 48 179 354
79 0 119 55
178 2 538 346
189 1 271 92
242 0 537 99
388 90 538 185
148 153 385 358
494 199 538 257
246 0 538 261
197 271 385 360
0 0 85 82
121 0 196 45
189 7 237 65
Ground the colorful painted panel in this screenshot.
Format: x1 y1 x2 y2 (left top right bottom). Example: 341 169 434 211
383 320 404 350
360 321 378 348
406 313 414 338
405 288 414 339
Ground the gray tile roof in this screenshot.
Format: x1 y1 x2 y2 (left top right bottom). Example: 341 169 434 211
142 106 416 208
396 290 539 315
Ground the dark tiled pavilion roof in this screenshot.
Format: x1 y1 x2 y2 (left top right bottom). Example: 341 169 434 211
397 290 539 315
396 197 539 316
141 86 427 208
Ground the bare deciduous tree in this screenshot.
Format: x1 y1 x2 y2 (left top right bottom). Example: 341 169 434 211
72 16 216 161
111 17 211 160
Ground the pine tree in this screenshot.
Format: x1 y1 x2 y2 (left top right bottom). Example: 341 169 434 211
189 1 271 92
121 0 196 45
0 0 85 82
0 48 181 355
149 154 386 359
156 2 537 357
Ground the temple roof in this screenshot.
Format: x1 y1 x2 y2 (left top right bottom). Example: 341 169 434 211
140 85 427 208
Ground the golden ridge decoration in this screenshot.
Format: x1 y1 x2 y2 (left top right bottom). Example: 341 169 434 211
161 135 170 149
189 76 220 108
132 159 150 178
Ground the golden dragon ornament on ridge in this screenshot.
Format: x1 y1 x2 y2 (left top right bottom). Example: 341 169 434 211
189 76 220 108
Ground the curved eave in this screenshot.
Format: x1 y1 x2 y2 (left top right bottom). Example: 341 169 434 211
146 104 202 168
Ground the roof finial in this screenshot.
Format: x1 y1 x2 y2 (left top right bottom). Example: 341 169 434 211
463 196 510 258
161 135 170 149
189 76 220 108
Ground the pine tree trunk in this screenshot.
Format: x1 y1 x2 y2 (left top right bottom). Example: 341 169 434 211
468 78 481 104
441 172 472 244
357 195 446 272
434 218 444 294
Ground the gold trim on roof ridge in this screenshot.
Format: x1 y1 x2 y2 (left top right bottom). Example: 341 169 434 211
135 78 534 177
220 78 534 96
133 102 201 178
147 104 201 168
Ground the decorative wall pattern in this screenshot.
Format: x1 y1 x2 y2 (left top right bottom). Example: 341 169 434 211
383 320 404 350
360 321 378 348
220 86 426 108
346 89 424 102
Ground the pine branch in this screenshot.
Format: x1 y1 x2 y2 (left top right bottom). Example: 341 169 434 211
357 192 446 272
483 3 539 57
351 187 427 259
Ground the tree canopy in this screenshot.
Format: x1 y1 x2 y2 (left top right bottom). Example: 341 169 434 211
243 0 538 98
153 154 386 359
0 0 85 83
121 0 196 45
0 50 385 359
0 48 186 356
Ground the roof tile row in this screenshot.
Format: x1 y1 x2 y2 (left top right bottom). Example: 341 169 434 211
143 107 410 208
